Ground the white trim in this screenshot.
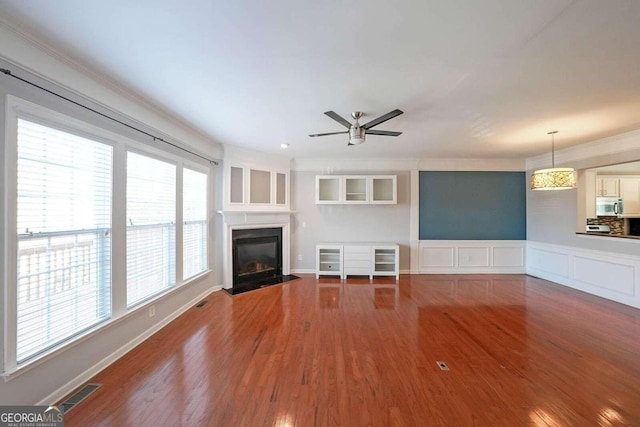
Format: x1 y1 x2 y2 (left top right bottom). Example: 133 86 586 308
292 157 526 172
409 170 420 274
417 158 526 171
292 157 417 172
526 241 640 309
291 269 315 274
36 285 221 406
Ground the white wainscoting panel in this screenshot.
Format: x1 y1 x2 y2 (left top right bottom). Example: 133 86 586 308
419 241 525 273
527 241 640 308
458 247 490 267
493 246 525 267
421 247 455 267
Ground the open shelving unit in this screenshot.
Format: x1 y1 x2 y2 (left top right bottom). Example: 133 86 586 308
316 245 343 278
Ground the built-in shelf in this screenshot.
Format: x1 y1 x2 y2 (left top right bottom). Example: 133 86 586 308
225 164 289 211
315 175 397 204
316 245 343 278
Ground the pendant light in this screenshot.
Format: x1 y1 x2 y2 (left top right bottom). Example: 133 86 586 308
530 131 577 190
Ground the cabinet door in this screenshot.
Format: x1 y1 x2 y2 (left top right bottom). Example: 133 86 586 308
249 169 272 204
369 176 397 204
316 176 342 204
275 172 288 206
602 178 619 197
229 165 245 204
343 176 369 203
620 179 640 214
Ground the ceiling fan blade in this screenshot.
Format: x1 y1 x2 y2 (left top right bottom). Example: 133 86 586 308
324 111 352 129
309 131 349 137
362 109 404 130
366 130 402 137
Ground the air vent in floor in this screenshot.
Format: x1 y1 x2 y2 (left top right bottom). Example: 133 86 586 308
195 300 208 308
59 383 101 414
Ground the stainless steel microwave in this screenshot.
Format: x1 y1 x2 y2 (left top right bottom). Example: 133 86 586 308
596 197 623 216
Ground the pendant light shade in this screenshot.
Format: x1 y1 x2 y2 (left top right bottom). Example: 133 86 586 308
530 131 577 190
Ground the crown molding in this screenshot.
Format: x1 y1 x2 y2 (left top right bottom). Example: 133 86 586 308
526 128 640 171
291 157 418 172
0 17 221 158
417 158 525 171
291 157 525 172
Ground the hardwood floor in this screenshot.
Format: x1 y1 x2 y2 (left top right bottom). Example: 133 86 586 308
61 274 640 426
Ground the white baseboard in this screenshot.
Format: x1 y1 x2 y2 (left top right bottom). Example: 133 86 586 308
527 241 640 309
37 285 223 406
291 269 315 274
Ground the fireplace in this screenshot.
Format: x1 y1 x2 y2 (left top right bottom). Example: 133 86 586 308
232 227 283 291
218 211 297 295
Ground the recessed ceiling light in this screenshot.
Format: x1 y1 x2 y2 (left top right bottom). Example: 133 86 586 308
280 143 289 149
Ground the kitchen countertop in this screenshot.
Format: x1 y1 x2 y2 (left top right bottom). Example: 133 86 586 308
576 232 640 240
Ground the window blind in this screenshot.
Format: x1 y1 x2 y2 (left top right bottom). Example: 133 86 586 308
16 119 113 362
126 152 176 306
183 168 208 280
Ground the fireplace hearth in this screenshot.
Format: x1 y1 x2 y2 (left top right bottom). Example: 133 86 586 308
228 227 297 295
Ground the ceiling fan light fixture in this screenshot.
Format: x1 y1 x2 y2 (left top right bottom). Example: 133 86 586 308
530 131 577 191
349 126 366 145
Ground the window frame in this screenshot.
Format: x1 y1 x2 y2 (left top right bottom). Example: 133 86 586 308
2 95 212 378
182 166 210 281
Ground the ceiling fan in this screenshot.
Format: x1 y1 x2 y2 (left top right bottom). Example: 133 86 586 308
309 109 403 146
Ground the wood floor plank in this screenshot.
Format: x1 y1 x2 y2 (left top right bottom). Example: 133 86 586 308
60 274 640 426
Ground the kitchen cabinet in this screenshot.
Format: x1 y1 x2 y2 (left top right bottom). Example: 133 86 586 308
315 175 397 204
619 178 640 215
596 177 619 197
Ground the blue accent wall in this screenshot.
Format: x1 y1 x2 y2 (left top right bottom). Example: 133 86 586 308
419 171 526 240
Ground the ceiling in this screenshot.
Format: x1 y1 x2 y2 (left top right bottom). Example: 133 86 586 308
1 0 640 160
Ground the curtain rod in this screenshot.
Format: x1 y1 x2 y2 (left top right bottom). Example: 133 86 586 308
0 67 218 165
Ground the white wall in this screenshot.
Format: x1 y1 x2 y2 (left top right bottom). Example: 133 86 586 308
0 27 223 404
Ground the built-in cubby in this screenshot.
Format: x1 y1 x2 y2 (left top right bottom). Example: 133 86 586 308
316 245 343 278
315 175 397 204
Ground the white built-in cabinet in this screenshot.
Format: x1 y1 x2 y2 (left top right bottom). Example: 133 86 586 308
316 243 399 280
316 175 397 204
226 164 288 209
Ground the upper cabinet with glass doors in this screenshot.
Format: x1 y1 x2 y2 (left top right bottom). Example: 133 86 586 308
225 163 289 210
316 175 397 204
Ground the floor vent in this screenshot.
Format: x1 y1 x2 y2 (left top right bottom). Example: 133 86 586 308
436 361 450 371
195 300 208 308
60 383 101 414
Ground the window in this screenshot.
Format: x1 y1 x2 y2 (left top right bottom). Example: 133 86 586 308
15 119 112 362
5 96 212 373
183 168 208 279
126 152 176 306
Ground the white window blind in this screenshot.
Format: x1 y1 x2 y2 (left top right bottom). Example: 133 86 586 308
126 152 176 306
16 119 112 363
183 168 208 280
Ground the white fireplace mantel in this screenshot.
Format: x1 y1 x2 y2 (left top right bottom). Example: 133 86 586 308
217 210 293 289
